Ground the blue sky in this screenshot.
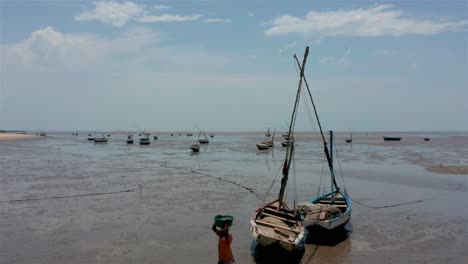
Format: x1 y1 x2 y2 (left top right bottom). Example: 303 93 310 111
0 0 467 132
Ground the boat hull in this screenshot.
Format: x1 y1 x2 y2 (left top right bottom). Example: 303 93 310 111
190 145 200 152
250 199 305 252
383 136 402 141
256 143 269 150
300 190 352 231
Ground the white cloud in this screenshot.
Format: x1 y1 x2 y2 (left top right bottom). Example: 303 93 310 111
202 18 232 23
320 48 351 65
138 14 201 23
1 26 159 66
248 13 255 17
75 1 202 26
265 5 468 37
153 4 170 11
75 1 143 27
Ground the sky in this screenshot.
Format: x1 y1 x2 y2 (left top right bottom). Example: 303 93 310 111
0 0 467 132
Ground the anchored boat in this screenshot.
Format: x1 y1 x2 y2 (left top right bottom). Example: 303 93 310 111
250 47 310 252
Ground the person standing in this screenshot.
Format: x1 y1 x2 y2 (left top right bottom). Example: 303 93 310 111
212 220 234 264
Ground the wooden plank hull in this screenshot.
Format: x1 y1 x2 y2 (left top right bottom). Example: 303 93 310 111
250 199 305 251
299 190 351 231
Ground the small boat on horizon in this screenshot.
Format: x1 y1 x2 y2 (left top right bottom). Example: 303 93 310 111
281 140 294 147
198 131 209 144
424 138 430 141
126 135 134 144
345 131 352 143
257 129 275 150
153 136 158 140
191 132 202 152
139 136 151 145
94 136 108 143
383 136 402 141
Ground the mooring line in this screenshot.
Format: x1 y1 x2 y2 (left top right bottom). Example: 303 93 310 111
161 164 263 201
0 185 142 204
350 196 423 209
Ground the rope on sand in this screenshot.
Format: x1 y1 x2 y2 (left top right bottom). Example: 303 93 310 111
350 197 423 209
161 163 263 201
0 185 142 204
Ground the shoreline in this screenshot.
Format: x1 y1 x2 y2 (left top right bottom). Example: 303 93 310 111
0 133 40 141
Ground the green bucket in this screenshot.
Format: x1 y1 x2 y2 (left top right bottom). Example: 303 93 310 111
214 215 234 228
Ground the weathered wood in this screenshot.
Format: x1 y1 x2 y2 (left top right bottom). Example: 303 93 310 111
261 212 297 224
255 220 300 233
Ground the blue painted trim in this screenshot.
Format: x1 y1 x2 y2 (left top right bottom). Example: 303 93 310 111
310 190 352 222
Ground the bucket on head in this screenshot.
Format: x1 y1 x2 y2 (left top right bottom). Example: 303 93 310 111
214 215 234 228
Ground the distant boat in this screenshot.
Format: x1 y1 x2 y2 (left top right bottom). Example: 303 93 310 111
256 143 269 150
265 128 271 137
126 135 134 144
281 140 294 147
191 132 201 152
257 129 275 149
153 136 158 140
383 136 402 141
139 136 151 145
345 131 352 143
171 133 174 136
210 132 214 138
198 131 209 144
39 132 46 136
88 134 95 141
424 138 430 141
94 136 107 143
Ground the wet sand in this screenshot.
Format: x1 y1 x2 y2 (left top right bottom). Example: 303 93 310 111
0 132 467 263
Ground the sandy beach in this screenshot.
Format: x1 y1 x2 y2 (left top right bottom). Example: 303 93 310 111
0 132 467 263
0 133 39 141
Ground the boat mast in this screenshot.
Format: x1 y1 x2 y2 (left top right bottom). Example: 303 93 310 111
278 46 309 210
329 131 335 193
293 55 340 192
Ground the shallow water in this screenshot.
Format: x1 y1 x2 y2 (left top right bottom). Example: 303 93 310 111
0 132 467 263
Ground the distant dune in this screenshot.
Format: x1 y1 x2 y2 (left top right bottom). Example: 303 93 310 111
0 133 38 141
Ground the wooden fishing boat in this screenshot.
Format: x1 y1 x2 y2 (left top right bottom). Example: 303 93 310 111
190 144 200 152
297 132 351 231
257 129 275 149
94 137 107 143
256 143 269 150
191 132 202 152
199 131 209 144
383 136 402 141
153 136 158 140
424 138 430 141
345 131 352 143
139 136 151 145
281 140 293 147
286 48 351 232
250 47 309 252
